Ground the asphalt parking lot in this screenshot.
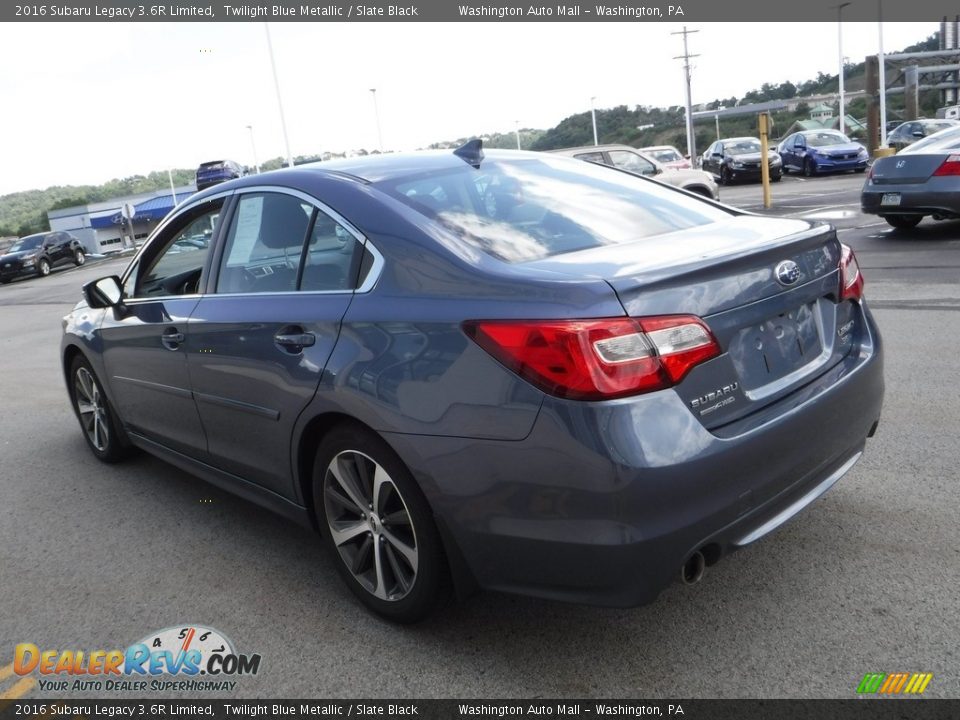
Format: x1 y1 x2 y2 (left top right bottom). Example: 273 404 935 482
1 172 958 700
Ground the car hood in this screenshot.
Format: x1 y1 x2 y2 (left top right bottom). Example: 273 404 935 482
811 143 864 155
0 251 36 262
728 151 778 162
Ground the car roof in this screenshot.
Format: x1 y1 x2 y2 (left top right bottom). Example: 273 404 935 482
207 149 580 190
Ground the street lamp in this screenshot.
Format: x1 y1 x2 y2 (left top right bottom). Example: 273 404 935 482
515 120 521 150
590 96 598 146
246 124 260 174
833 2 851 134
264 23 293 168
715 106 725 140
370 88 383 152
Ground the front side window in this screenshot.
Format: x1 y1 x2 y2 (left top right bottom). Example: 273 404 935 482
132 201 221 298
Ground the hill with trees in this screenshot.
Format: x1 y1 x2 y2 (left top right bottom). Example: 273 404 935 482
0 32 942 238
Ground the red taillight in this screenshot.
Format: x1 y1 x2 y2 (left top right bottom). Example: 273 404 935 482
840 244 864 302
932 154 960 177
463 316 720 401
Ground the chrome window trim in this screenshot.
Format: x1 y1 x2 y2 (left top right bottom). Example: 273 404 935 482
120 188 235 287
118 184 384 302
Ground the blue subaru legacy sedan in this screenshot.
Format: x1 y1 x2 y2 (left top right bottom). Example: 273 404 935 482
62 142 883 622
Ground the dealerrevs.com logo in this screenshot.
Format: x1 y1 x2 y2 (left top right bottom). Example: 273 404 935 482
14 625 261 693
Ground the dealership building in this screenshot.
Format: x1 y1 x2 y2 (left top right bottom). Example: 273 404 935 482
47 184 196 254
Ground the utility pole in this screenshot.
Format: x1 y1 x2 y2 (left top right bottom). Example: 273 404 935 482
590 96 599 146
672 26 699 164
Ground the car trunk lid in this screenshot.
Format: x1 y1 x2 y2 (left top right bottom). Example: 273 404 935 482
525 216 855 429
869 153 946 184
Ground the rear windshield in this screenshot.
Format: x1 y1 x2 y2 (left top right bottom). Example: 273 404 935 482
199 162 225 170
376 157 733 263
648 148 681 162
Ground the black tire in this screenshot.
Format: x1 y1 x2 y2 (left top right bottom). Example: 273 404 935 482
883 214 923 229
772 173 782 182
313 424 450 623
0 278 10 285
74 248 86 266
68 355 133 463
719 166 731 185
803 158 816 177
855 167 867 173
37 258 51 277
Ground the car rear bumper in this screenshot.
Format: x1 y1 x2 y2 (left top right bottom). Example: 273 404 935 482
386 303 883 607
862 184 960 217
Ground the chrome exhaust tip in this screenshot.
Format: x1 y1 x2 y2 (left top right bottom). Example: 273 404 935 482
681 550 706 585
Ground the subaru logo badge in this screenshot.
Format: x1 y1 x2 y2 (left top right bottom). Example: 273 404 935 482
775 260 801 286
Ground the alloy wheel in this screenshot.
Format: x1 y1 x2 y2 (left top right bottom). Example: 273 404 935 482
38 259 51 276
323 450 418 601
74 366 109 451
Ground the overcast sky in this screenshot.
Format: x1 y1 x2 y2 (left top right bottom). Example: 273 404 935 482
0 21 938 195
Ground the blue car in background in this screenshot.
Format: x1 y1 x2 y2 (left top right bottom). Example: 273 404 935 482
779 130 869 176
63 144 884 622
195 159 245 191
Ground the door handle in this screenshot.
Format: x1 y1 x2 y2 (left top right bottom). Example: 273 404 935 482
274 330 316 351
161 327 185 350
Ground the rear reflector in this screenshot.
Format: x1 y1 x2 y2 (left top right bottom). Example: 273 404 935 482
932 154 960 177
463 316 720 401
839 244 864 302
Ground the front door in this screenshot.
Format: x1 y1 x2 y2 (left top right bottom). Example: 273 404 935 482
100 197 226 458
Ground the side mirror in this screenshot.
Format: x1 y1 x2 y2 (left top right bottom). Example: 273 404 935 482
83 275 124 309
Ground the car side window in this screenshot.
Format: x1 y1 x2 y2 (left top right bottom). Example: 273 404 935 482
608 150 656 176
132 201 221 298
573 151 606 164
216 192 365 294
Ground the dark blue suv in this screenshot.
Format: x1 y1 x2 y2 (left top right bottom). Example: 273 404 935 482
195 159 245 191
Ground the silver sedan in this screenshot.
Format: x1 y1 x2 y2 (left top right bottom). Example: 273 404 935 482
861 124 960 229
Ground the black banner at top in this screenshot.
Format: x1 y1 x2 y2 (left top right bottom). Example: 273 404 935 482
3 0 960 22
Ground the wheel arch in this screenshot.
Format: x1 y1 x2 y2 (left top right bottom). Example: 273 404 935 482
293 411 479 599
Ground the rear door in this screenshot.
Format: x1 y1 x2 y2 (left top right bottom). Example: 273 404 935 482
186 188 375 498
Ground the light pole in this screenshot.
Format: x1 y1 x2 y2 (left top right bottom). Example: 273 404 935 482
715 106 725 140
370 88 383 152
264 23 293 168
877 1 888 147
834 2 851 134
590 96 598 146
246 124 260 174
515 120 521 150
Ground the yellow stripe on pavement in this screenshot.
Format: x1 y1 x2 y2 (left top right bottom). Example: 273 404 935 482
0 676 36 700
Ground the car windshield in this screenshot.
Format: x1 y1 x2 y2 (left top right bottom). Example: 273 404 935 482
903 124 960 153
7 235 43 253
806 133 849 147
377 157 733 264
725 140 760 154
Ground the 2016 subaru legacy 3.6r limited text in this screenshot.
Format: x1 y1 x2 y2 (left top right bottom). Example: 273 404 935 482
62 142 883 622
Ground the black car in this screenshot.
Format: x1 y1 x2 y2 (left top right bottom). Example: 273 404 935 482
0 231 86 283
700 137 782 184
195 160 245 191
887 119 960 152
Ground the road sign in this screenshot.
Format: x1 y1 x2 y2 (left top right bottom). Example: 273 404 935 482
121 202 136 220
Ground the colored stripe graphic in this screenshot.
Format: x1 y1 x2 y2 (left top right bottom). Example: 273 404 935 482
858 671 933 695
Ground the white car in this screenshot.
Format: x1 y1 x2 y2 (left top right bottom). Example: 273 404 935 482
550 144 719 199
